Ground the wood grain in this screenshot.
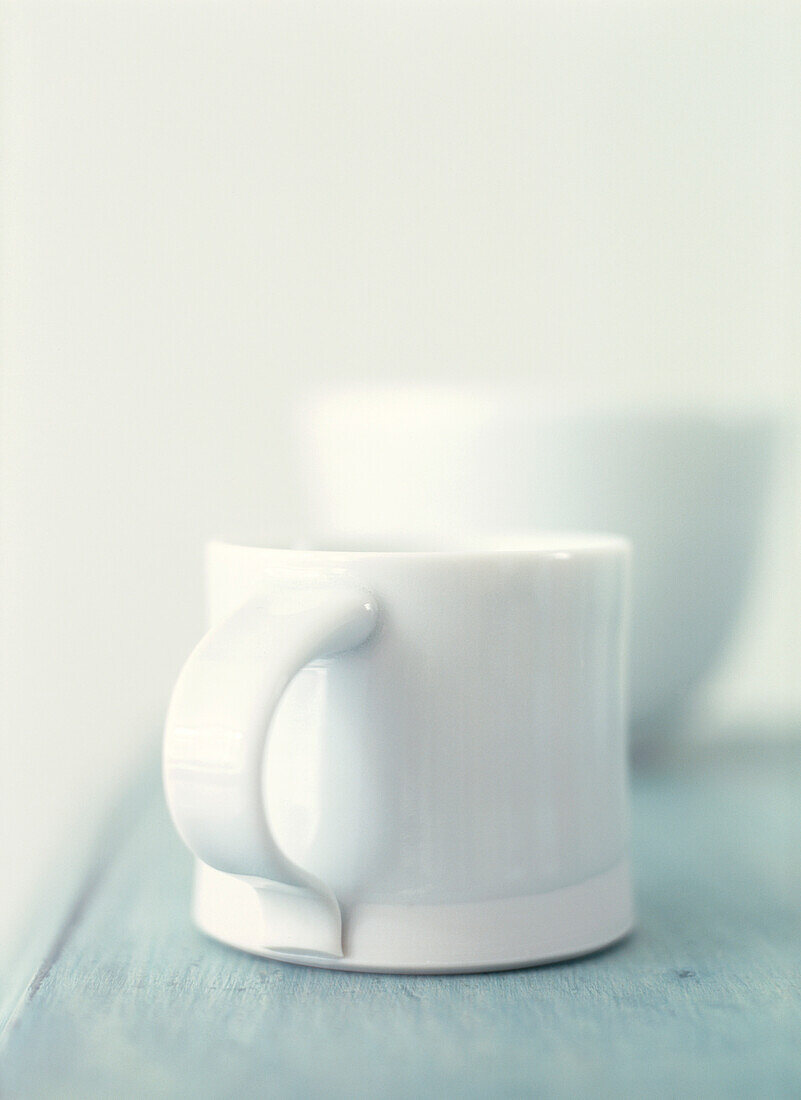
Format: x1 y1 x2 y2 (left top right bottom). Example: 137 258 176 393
1 737 800 1098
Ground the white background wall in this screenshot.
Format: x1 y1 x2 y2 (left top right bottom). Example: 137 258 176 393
1 0 798 959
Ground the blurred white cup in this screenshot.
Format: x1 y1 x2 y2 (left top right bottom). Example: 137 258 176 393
295 385 777 748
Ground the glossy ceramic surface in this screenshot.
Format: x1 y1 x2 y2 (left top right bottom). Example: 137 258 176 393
297 388 776 739
163 537 632 972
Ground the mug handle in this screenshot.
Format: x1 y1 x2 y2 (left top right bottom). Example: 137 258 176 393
163 586 378 959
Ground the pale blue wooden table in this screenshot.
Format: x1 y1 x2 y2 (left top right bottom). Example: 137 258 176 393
1 734 799 1097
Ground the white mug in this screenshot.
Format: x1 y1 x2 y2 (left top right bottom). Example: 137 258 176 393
296 386 776 744
164 536 633 973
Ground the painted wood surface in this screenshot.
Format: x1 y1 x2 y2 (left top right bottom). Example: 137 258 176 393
1 737 800 1098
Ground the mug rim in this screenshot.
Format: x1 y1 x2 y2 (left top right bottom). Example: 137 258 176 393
207 533 631 561
299 381 781 429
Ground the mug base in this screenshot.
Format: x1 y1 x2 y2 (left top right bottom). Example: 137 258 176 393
192 858 634 974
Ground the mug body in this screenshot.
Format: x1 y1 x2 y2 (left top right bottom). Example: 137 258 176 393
296 386 775 736
192 537 632 972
